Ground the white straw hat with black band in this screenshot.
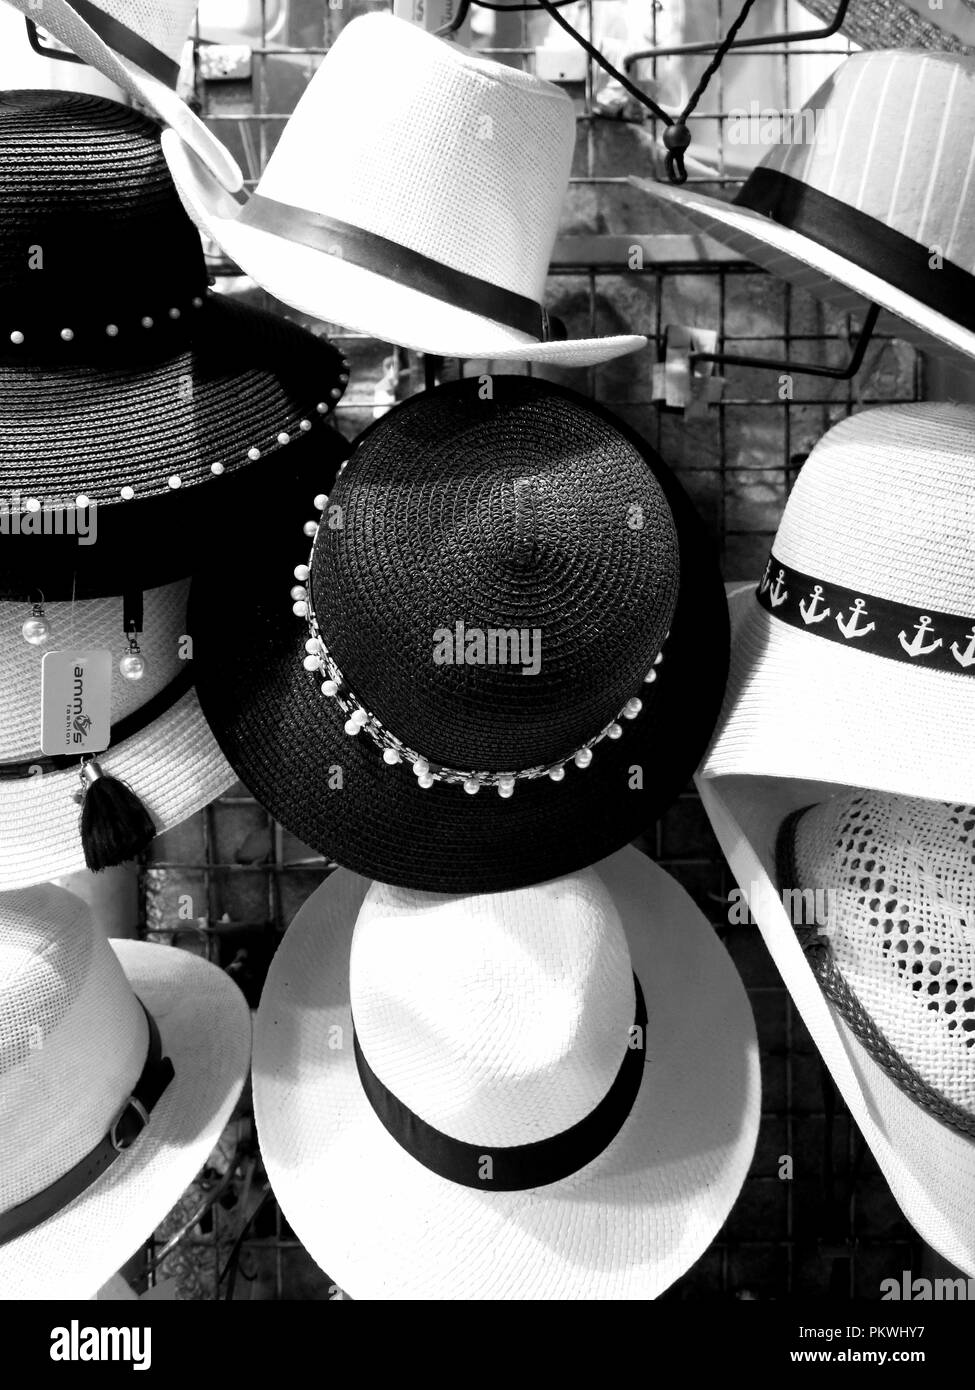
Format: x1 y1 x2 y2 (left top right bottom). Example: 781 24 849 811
2 0 242 192
630 51 975 373
0 883 251 1300
163 12 647 367
253 850 761 1300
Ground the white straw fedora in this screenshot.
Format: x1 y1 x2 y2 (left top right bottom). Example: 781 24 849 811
162 12 647 367
701 403 975 803
800 0 975 48
630 51 975 372
0 883 251 1299
253 849 760 1300
3 0 242 193
0 579 235 889
696 776 975 1276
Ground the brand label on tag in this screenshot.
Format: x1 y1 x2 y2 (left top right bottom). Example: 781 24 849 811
40 650 112 756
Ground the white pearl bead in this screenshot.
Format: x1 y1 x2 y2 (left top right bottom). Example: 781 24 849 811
277 432 290 445
10 331 24 345
339 372 350 384
413 759 430 777
607 722 623 739
574 748 593 769
463 778 480 795
315 402 329 414
623 698 642 719
300 419 312 432
168 475 182 489
75 494 90 509
247 447 261 461
313 493 328 511
25 497 40 512
119 652 146 680
60 328 74 342
211 462 225 476
321 679 338 697
304 637 319 654
329 386 341 400
168 307 180 320
303 521 319 538
290 585 307 600
644 669 657 684
382 748 401 765
654 650 664 666
417 772 434 789
292 600 308 617
343 718 360 736
302 654 320 672
141 316 153 329
498 782 514 798
22 616 50 645
549 766 565 782
350 708 368 727
293 564 310 581
105 323 119 337
192 296 204 308
120 485 134 500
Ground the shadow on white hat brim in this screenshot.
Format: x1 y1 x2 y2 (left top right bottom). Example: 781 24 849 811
0 688 236 891
0 940 251 1300
630 178 975 373
701 587 975 806
164 132 647 368
697 774 975 1278
23 0 242 194
253 847 760 1300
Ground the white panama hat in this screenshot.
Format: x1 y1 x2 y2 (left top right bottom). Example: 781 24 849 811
0 883 251 1300
253 849 761 1300
697 776 975 1276
3 0 242 193
0 579 236 890
162 12 648 367
702 403 975 803
630 50 975 373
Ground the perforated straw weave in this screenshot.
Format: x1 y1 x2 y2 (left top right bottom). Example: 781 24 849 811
799 0 973 49
787 791 975 1136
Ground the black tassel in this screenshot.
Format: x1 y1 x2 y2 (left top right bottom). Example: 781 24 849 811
78 760 157 871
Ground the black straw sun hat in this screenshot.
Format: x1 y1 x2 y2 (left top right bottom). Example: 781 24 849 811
0 90 348 600
189 376 729 893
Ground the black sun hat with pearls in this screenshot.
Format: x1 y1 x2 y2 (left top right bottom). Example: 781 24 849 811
0 89 348 601
189 376 729 893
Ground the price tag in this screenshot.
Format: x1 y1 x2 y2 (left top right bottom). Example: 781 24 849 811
40 650 112 756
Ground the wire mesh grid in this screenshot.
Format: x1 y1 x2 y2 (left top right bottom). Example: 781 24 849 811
135 0 929 1299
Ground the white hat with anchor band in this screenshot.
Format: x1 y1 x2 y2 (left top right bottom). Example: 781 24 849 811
700 402 975 804
3 0 242 192
630 50 975 373
253 850 761 1300
0 883 251 1299
162 12 647 367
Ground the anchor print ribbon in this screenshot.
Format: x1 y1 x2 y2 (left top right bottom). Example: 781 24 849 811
755 553 975 678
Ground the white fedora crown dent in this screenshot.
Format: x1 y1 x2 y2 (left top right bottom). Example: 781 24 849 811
772 402 975 616
349 869 637 1147
0 885 147 1214
254 12 576 302
758 51 975 268
0 579 190 762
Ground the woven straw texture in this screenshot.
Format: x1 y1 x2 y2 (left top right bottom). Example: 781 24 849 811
253 849 760 1300
162 13 646 365
702 404 975 806
698 776 975 1277
631 52 975 369
190 377 729 893
0 92 345 593
800 0 974 48
5 0 243 192
0 579 235 890
792 792 975 1124
0 883 251 1299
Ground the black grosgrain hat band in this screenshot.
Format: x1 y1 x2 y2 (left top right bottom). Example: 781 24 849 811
0 1001 174 1247
63 0 181 86
236 194 567 344
756 553 975 678
352 974 648 1191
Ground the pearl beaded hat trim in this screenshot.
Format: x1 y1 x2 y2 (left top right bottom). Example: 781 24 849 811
291 486 666 798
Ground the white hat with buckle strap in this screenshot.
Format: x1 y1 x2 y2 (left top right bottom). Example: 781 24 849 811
631 50 975 372
253 849 761 1300
0 883 251 1299
162 12 648 367
3 0 242 193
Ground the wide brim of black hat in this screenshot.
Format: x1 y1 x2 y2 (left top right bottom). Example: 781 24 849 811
188 388 730 893
0 295 347 598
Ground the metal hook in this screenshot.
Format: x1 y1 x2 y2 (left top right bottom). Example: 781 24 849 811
689 303 881 381
623 0 852 70
434 0 472 38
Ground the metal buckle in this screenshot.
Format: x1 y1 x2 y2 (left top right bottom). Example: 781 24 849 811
109 1095 150 1153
